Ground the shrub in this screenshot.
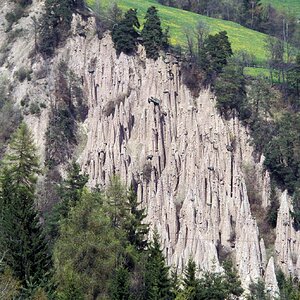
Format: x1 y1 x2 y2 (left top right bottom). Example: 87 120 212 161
29 102 41 116
15 67 31 82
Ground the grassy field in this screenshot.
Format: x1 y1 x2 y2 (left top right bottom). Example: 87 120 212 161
87 0 270 65
261 0 300 19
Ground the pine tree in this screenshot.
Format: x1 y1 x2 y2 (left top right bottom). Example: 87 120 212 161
144 230 173 300
199 31 233 82
45 161 88 240
0 123 51 290
222 259 244 297
39 0 75 56
112 9 140 55
182 258 198 299
124 187 149 251
141 6 167 59
109 266 131 300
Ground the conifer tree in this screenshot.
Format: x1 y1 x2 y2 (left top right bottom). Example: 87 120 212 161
141 6 167 59
124 187 149 251
182 258 199 299
45 161 88 240
109 266 131 300
0 123 51 290
39 0 75 56
144 230 173 300
112 9 140 55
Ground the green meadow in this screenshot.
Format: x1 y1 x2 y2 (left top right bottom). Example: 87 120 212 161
261 0 300 19
86 0 270 65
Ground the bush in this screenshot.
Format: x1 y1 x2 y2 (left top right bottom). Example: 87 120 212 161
15 67 31 82
29 102 41 116
5 6 24 29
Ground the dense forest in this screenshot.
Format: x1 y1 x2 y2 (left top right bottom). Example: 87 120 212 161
1 0 300 299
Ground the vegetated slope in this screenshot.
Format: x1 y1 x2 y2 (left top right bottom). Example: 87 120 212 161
86 0 270 65
261 0 300 19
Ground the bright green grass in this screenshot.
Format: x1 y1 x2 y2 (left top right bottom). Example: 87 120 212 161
87 0 271 64
244 67 270 77
261 0 300 19
244 67 282 83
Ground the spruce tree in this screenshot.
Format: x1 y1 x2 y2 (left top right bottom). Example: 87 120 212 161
182 258 199 299
144 230 173 300
109 266 131 300
124 187 149 251
39 0 75 56
45 161 88 241
0 124 51 290
141 6 167 59
112 9 140 55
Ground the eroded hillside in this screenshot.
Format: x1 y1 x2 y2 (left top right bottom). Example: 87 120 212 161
0 0 299 297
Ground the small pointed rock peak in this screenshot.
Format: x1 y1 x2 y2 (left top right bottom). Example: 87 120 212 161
265 257 280 299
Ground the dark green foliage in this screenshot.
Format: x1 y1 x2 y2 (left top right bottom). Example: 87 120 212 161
266 182 280 228
109 266 132 300
141 6 168 59
276 269 300 300
292 190 300 230
181 258 198 300
247 278 268 300
45 162 88 241
183 258 198 293
264 113 300 194
199 31 233 81
0 124 51 293
144 230 173 300
0 78 21 158
287 53 300 97
14 0 32 7
176 258 243 300
54 190 124 299
45 107 76 167
39 0 75 56
241 0 263 30
45 61 86 168
222 259 244 297
112 9 140 55
215 64 247 117
124 187 149 251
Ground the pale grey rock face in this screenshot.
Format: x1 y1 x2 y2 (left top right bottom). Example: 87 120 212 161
62 18 277 292
1 6 297 295
275 191 300 278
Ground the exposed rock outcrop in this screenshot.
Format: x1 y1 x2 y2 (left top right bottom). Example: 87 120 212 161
1 3 299 295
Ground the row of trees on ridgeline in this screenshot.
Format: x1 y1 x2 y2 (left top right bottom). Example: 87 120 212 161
112 6 169 59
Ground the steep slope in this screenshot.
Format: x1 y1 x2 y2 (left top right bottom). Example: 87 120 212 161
1 1 300 296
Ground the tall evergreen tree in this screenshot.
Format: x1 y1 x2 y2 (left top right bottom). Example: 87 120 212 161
144 230 173 300
124 187 149 251
198 31 233 83
39 0 75 56
45 161 88 241
0 124 51 290
112 9 140 55
182 258 199 299
109 266 132 300
141 6 167 59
